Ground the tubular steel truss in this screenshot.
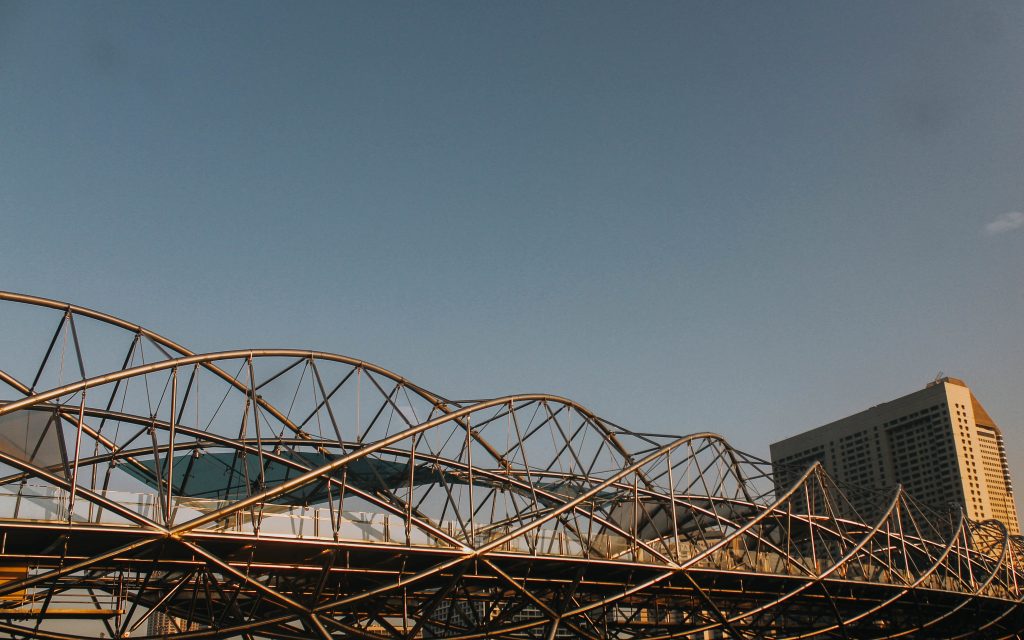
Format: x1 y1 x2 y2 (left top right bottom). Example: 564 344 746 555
0 292 1021 640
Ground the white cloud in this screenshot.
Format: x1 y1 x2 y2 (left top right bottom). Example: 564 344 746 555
984 211 1024 236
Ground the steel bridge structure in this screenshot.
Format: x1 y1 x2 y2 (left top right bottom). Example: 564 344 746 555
0 292 1021 640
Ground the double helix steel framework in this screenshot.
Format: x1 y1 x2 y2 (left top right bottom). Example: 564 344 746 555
0 292 1021 639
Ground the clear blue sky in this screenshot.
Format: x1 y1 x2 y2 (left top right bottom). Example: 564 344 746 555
2 2 1023 484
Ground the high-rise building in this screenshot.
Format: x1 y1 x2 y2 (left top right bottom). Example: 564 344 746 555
770 377 1019 534
147 609 199 636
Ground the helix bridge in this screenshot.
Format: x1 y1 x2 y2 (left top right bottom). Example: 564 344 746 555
0 292 1021 639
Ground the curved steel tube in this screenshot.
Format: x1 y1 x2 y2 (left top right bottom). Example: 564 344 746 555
0 293 1022 639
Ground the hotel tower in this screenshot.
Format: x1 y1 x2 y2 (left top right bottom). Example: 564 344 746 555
771 377 1019 534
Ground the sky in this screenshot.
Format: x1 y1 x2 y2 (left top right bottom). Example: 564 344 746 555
1 1 1023 495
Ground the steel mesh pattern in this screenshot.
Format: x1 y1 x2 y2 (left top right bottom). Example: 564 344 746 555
0 292 1022 639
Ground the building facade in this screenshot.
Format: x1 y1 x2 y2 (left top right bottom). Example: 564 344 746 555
770 377 1019 535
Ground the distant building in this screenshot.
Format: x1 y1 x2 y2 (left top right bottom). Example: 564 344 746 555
147 610 199 636
770 377 1019 534
147 611 178 637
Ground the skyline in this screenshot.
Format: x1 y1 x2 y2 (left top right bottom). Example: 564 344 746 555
2 1 1022 503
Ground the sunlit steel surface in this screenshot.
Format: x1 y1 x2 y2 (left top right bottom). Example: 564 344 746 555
0 292 1022 640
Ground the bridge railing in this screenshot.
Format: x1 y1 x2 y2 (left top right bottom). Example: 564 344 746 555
0 485 637 559
0 486 880 573
2 484 1007 595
